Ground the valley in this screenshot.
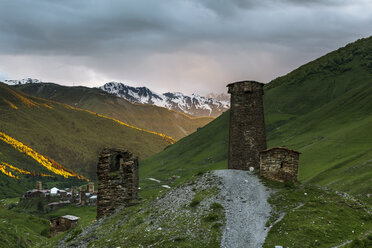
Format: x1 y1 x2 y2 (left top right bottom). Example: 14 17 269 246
1 36 372 248
0 83 172 197
14 83 214 141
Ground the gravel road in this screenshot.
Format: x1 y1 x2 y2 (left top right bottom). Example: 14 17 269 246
214 169 272 248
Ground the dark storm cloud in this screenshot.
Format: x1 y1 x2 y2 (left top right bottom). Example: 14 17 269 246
0 0 371 94
0 0 171 55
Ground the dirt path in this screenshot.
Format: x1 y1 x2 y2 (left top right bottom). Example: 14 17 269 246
214 169 272 248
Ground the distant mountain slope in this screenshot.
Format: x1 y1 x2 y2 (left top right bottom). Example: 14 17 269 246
140 36 372 205
99 82 229 117
0 83 170 191
14 83 214 141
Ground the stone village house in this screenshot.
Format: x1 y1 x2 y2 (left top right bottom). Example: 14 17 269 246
50 215 80 237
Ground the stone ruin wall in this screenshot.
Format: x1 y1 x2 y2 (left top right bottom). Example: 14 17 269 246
79 188 88 206
260 148 299 183
227 81 267 171
96 148 139 219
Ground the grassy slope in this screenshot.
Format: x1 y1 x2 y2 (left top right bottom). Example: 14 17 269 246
0 206 49 248
141 37 372 205
139 111 229 199
42 174 371 248
263 181 371 248
0 82 169 183
4 37 372 248
14 83 213 141
264 37 372 202
0 198 96 248
42 174 224 248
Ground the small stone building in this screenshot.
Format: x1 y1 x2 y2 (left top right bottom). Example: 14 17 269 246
96 148 139 219
227 80 267 171
260 147 300 183
22 189 49 199
50 215 79 237
48 201 70 212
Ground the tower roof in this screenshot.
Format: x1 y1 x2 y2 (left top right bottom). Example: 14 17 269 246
226 80 265 88
260 147 301 154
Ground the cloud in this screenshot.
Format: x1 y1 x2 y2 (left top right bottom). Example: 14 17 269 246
0 70 9 82
0 0 371 94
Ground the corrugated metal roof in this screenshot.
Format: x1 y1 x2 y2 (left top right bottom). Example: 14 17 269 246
61 215 80 221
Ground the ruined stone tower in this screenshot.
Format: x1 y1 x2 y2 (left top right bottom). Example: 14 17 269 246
227 81 266 171
96 148 139 219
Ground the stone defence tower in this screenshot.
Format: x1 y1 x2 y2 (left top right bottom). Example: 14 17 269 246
227 81 267 171
88 182 94 194
96 148 139 219
36 181 42 190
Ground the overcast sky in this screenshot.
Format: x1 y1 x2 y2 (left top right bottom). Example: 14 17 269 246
0 0 371 94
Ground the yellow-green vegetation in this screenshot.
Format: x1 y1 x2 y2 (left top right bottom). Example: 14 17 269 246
2 36 372 247
14 83 214 141
0 82 170 197
263 181 372 248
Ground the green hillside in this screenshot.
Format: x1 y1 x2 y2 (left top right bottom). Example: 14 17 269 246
0 139 83 198
4 36 372 248
14 83 213 141
264 37 372 202
0 83 170 197
0 205 50 248
140 36 372 205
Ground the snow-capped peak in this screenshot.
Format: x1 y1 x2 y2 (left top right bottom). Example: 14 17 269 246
99 82 230 117
4 78 41 85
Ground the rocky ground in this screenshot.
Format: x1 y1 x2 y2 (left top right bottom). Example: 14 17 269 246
214 170 272 248
58 169 272 248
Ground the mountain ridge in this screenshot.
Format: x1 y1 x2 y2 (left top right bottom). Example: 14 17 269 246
99 81 229 117
0 82 170 197
14 82 214 140
5 79 230 117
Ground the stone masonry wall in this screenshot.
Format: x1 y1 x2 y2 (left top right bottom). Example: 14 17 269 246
260 147 300 183
50 217 78 237
96 148 139 219
227 81 267 170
